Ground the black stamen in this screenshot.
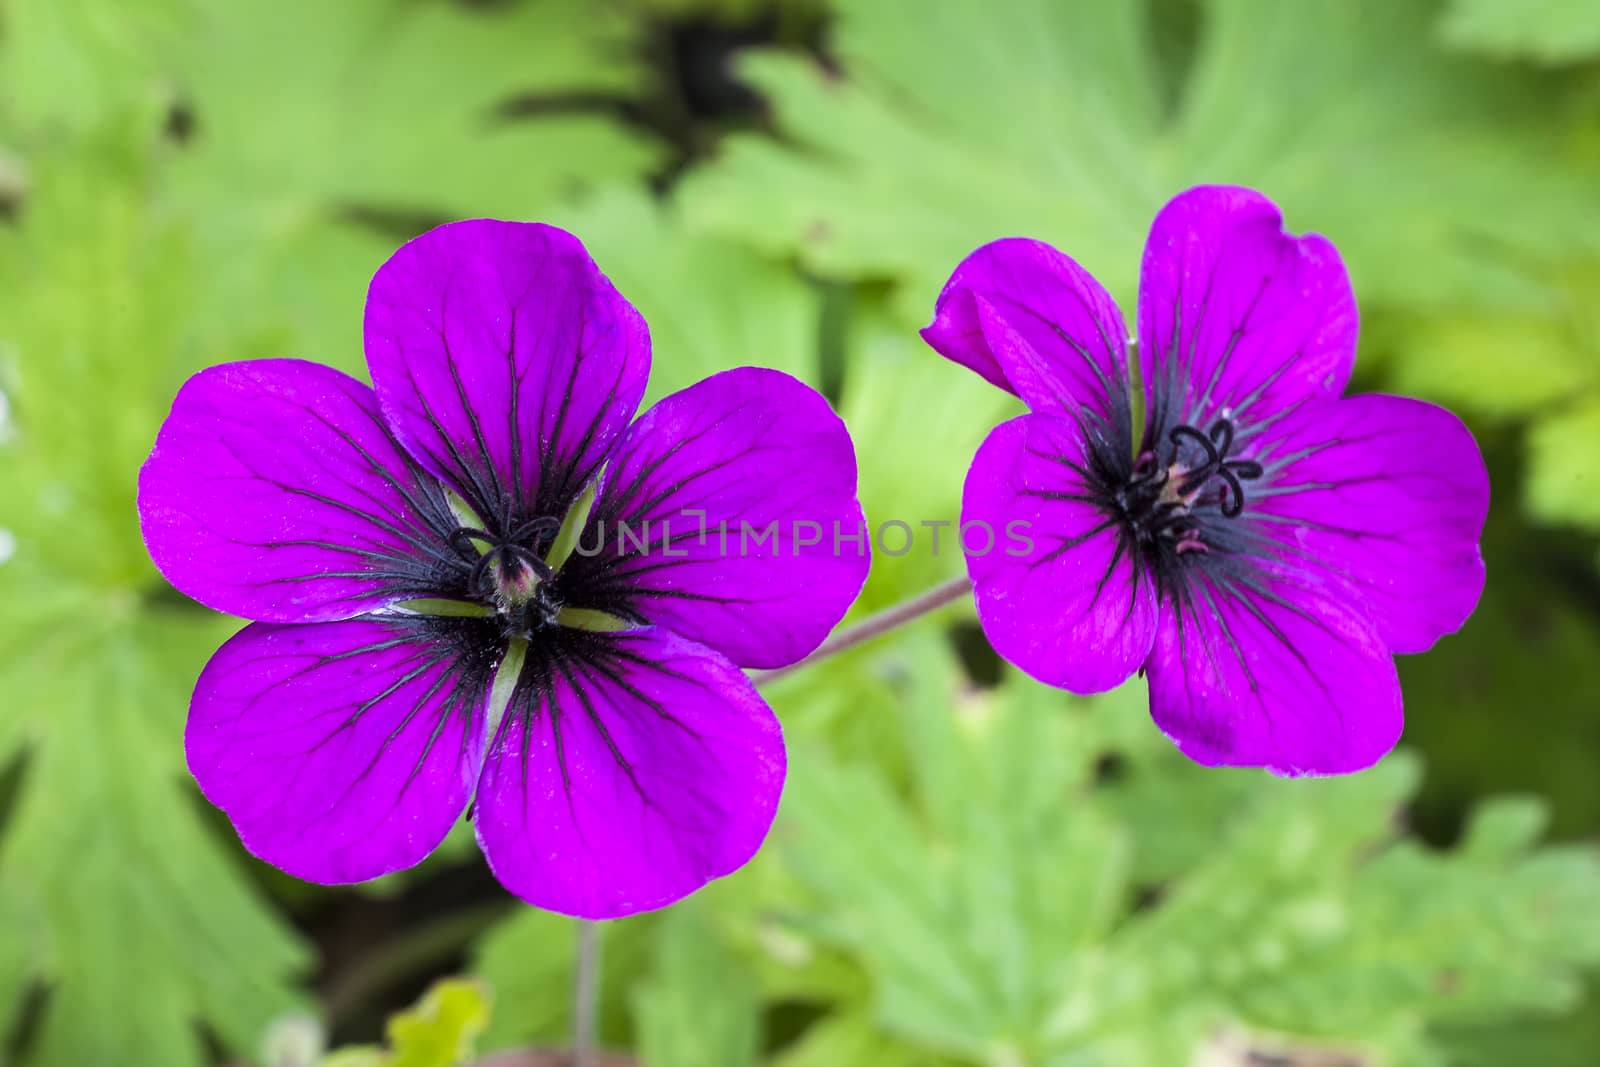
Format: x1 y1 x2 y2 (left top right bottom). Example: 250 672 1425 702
448 516 569 633
1112 416 1265 565
1126 462 1170 492
509 515 562 543
1168 418 1261 509
1216 467 1246 518
447 526 492 557
1169 424 1220 469
467 547 502 594
1208 418 1235 456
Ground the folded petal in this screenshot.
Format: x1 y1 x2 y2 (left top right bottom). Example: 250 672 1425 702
962 413 1157 692
187 617 499 883
1249 394 1488 654
558 368 869 669
921 238 1135 437
364 220 650 526
140 360 466 623
1138 186 1357 441
1145 567 1402 776
474 628 783 919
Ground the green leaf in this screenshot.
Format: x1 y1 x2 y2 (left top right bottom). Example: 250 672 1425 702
1385 265 1600 421
163 0 664 375
0 613 310 1067
681 0 1600 323
0 0 190 136
1439 978 1600 1067
0 134 206 586
552 187 821 401
628 0 822 26
3 2 666 375
469 911 585 1051
633 904 761 1067
318 979 490 1067
174 0 657 220
470 911 654 1053
1527 396 1600 530
387 979 491 1067
322 1051 387 1067
779 654 1130 1062
1379 261 1600 537
1130 759 1600 1053
0 876 46 1041
768 1010 932 1067
774 646 1600 1065
1459 797 1552 863
0 144 25 207
0 130 309 1067
1438 0 1600 64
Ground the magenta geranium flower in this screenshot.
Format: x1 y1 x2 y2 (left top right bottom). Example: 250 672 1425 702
923 186 1488 775
139 220 868 917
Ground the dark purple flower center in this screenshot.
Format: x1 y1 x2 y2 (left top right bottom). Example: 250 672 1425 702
446 516 567 638
1100 415 1264 570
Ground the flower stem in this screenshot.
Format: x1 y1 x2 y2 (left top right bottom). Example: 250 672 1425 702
572 920 600 1067
752 574 973 686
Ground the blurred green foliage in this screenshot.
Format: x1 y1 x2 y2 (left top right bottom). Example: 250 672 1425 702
2 1 1600 1065
322 979 490 1067
1438 0 1600 65
0 127 308 1065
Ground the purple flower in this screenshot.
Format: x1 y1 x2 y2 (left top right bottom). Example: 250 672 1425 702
923 186 1488 775
139 220 868 917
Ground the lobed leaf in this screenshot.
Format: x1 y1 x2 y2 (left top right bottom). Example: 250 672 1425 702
681 0 1600 323
634 905 762 1067
0 129 309 1067
770 644 1600 1065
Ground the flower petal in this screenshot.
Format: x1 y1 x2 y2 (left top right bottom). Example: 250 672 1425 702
1145 568 1402 776
1249 394 1488 654
921 238 1135 433
962 413 1158 692
473 628 783 918
139 359 465 623
558 368 869 669
1138 186 1357 440
364 220 649 526
187 617 499 883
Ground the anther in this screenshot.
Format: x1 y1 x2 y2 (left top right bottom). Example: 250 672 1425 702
508 516 562 543
448 527 493 556
1216 468 1246 518
1208 418 1235 456
1169 424 1221 470
1165 417 1262 516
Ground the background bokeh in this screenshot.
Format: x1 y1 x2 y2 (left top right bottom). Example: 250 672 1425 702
3 1 1600 1064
